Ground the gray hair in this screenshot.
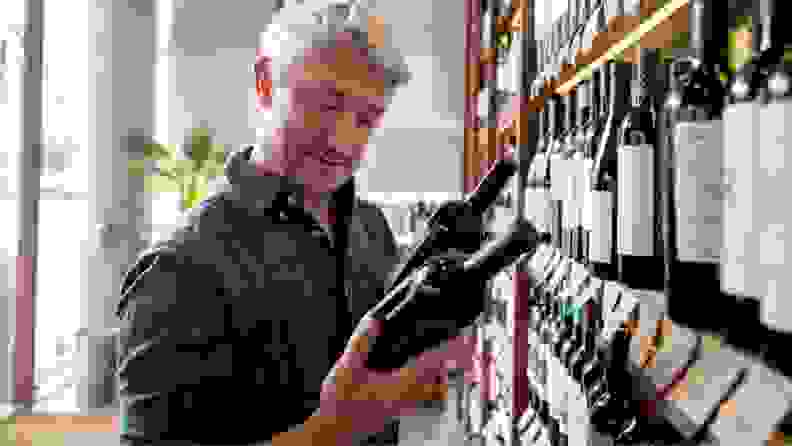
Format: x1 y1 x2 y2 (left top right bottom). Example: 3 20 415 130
259 0 412 98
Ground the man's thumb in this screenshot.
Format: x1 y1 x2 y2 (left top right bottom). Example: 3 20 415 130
343 317 384 369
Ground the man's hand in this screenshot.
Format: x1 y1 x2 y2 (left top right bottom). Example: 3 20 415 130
317 315 473 441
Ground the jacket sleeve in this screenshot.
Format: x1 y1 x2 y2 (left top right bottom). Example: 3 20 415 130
116 248 234 444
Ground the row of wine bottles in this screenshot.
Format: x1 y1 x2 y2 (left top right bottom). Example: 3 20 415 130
523 0 791 341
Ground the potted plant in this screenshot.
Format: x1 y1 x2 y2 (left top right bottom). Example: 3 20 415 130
128 123 227 212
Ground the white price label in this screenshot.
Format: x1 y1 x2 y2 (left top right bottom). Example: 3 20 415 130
673 121 724 263
617 144 654 256
758 101 792 331
722 104 761 297
589 191 614 263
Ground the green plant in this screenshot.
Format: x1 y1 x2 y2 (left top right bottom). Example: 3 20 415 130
128 126 226 211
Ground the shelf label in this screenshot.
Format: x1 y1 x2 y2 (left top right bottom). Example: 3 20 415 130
617 144 655 257
673 120 724 263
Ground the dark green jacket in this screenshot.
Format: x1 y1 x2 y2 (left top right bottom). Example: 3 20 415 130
115 146 401 445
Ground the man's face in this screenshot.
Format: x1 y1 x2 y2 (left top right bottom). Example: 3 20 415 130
276 41 389 195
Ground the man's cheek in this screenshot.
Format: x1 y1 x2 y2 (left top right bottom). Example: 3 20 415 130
299 110 325 130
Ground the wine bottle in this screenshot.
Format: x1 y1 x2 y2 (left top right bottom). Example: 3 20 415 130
616 47 665 291
561 88 578 259
577 79 595 266
549 86 567 253
581 71 600 269
757 0 792 333
591 62 632 280
526 76 554 237
721 10 765 349
569 81 588 264
663 0 730 333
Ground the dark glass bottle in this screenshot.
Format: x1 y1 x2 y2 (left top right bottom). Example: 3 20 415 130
548 86 567 253
616 47 665 291
527 76 554 237
581 70 600 268
571 81 590 264
591 62 632 280
581 79 596 265
721 8 765 350
662 0 730 334
560 88 578 259
757 0 792 334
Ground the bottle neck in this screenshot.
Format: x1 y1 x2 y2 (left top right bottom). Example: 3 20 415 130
633 49 656 108
579 83 591 125
591 71 601 119
690 0 728 68
600 64 610 117
565 93 577 132
760 0 792 55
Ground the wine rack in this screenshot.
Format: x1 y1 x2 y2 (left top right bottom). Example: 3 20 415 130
460 0 792 445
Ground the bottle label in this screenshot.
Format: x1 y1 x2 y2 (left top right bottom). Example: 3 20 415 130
673 120 724 264
525 188 553 234
589 191 614 263
758 101 792 331
579 159 593 229
564 183 580 228
722 103 761 297
617 144 654 256
551 158 569 202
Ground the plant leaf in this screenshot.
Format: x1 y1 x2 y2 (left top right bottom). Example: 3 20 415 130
145 173 182 194
144 142 176 161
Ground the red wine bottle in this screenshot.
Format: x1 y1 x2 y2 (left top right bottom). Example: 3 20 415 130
663 0 730 334
573 81 591 264
616 48 664 291
560 88 578 260
581 71 599 269
526 75 554 237
721 7 764 349
757 0 792 333
549 84 567 253
591 62 632 280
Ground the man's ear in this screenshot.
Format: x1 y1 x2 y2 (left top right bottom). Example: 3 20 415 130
255 52 274 110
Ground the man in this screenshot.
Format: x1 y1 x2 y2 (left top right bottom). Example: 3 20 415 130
115 1 472 445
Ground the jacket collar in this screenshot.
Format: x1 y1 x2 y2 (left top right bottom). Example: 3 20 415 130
223 145 357 217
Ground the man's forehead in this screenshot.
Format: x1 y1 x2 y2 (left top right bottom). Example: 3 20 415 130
292 44 387 98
